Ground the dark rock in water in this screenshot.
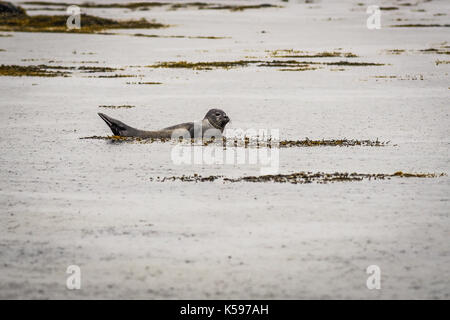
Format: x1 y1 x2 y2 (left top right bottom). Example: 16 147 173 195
0 1 26 17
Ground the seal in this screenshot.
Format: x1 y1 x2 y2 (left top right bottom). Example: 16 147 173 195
98 109 230 139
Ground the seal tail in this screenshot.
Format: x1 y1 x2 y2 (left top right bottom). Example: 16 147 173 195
98 113 138 137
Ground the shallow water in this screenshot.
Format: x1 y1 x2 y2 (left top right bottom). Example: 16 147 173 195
0 0 449 299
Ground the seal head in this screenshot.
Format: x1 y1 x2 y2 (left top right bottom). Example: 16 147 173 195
204 109 230 130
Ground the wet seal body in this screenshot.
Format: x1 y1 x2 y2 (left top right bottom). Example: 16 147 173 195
98 109 230 139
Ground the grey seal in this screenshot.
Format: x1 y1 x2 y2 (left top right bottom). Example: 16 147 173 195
98 109 230 139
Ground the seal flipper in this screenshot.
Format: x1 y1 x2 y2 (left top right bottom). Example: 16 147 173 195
98 113 139 137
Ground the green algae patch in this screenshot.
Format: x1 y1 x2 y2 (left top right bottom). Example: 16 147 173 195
152 171 446 184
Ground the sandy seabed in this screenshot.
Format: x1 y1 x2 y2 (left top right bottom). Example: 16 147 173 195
0 0 449 299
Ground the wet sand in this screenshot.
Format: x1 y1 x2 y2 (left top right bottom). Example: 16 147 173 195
0 0 449 299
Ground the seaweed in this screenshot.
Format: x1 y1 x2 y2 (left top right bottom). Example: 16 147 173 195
390 24 450 27
126 81 162 85
269 49 358 58
0 64 121 77
99 105 135 109
419 48 450 55
0 64 70 77
146 60 259 70
385 49 405 55
372 75 397 79
21 2 281 12
324 61 384 66
278 67 318 71
132 33 227 39
203 4 280 12
0 5 167 33
81 136 390 148
146 58 384 71
152 171 445 184
278 139 388 147
89 74 137 78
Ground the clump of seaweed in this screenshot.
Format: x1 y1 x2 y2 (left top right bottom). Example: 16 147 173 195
279 139 388 147
88 74 136 78
390 24 450 28
278 67 318 72
204 4 280 12
258 60 321 68
385 49 405 55
269 49 358 58
80 135 171 144
147 60 259 70
379 7 398 11
98 105 135 109
0 64 121 77
146 59 384 71
372 75 397 79
324 61 384 66
21 2 281 12
78 66 120 72
126 81 162 85
81 135 390 148
435 60 450 65
132 33 227 39
153 171 445 184
0 64 70 77
0 2 167 33
419 48 450 55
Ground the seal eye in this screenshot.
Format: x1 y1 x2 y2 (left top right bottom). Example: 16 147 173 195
215 112 221 116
